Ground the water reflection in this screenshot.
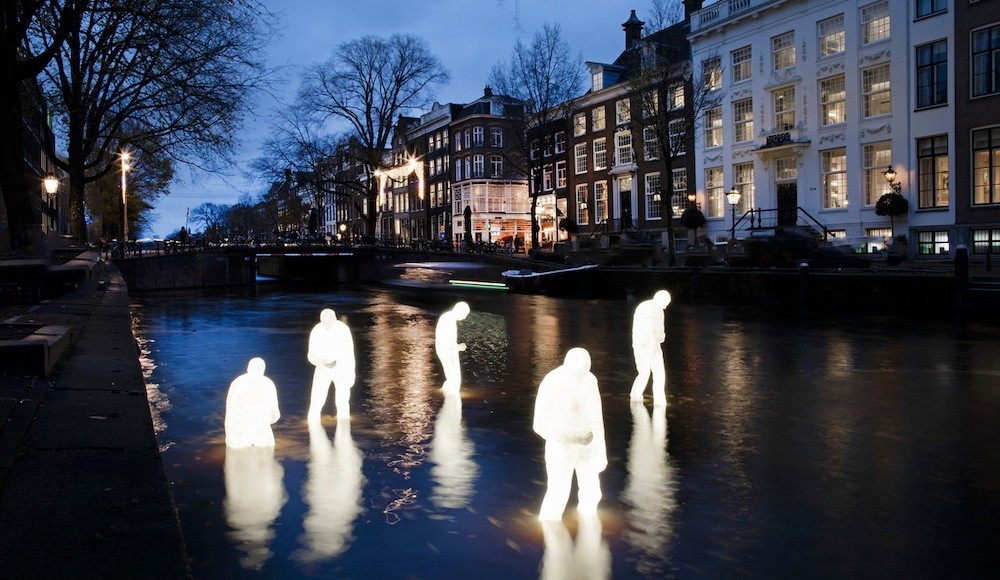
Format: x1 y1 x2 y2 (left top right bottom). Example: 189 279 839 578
223 445 287 570
429 391 478 509
622 402 676 575
295 421 365 564
539 516 611 580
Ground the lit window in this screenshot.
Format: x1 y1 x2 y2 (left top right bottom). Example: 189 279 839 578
574 143 588 174
917 135 948 209
668 119 686 154
775 156 797 181
616 99 631 125
576 184 590 225
820 75 846 126
733 98 753 143
645 172 662 220
592 107 606 131
543 135 553 157
734 162 754 211
574 113 586 136
702 56 722 91
973 127 1000 205
773 87 795 131
732 45 752 83
863 141 892 205
861 1 889 45
454 132 462 152
556 161 567 189
542 165 553 190
672 168 687 215
592 70 603 91
772 31 795 71
972 229 1000 255
615 131 634 165
644 127 660 161
705 167 724 218
593 138 607 170
821 147 848 209
705 106 722 148
594 181 608 222
668 84 684 110
918 231 949 255
818 14 845 57
862 63 891 118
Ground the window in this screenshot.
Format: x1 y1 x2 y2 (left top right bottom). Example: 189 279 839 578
643 91 659 118
821 147 848 209
775 156 797 181
705 167 724 218
454 132 462 152
773 87 795 131
473 155 484 178
645 172 662 220
593 138 607 170
592 71 603 92
616 99 631 125
732 46 752 83
456 160 462 181
733 98 754 143
464 129 471 149
530 139 539 160
916 40 947 108
668 119 686 154
576 184 589 225
916 0 947 19
574 143 588 174
772 32 795 71
973 127 1000 205
862 63 891 118
734 162 755 211
594 181 608 222
861 1 890 45
818 14 845 57
615 131 634 165
556 161 567 189
820 75 846 126
490 127 503 147
542 165 553 190
442 132 448 148
543 135 553 157
863 141 892 205
703 56 722 91
473 127 484 146
917 135 948 209
918 231 949 255
592 107 606 131
554 131 566 154
972 229 1000 255
668 84 684 110
491 155 503 178
705 106 722 147
672 168 688 215
574 113 587 136
464 157 472 180
865 227 893 252
644 127 660 161
972 24 1000 97
428 136 434 151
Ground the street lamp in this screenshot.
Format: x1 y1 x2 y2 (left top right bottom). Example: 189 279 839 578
120 151 131 243
727 186 741 240
43 174 60 196
883 165 901 194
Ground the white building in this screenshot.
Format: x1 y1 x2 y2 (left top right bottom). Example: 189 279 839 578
689 0 954 257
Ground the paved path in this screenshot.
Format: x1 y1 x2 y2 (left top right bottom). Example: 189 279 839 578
0 260 190 578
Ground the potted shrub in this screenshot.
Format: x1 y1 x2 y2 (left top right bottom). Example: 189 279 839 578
875 192 909 238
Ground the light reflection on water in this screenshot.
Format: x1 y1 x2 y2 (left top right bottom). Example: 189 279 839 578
132 268 1000 579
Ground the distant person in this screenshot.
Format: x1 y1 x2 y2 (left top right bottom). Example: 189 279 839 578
225 357 281 448
629 290 671 406
307 308 356 422
179 226 189 246
435 301 470 393
533 348 607 521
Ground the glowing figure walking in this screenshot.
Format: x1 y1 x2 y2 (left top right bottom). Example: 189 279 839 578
435 301 470 393
225 357 280 449
533 348 607 521
629 290 671 406
307 308 356 422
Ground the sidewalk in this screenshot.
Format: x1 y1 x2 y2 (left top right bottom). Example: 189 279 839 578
0 257 190 578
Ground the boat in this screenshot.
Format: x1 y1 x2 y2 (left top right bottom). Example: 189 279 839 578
501 264 601 295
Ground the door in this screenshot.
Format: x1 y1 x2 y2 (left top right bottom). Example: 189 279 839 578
617 175 633 232
777 183 797 227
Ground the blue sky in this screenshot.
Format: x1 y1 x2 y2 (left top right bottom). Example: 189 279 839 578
150 1 648 237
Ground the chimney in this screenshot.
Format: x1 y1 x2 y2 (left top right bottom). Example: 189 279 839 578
484 86 494 98
684 0 704 22
622 10 644 49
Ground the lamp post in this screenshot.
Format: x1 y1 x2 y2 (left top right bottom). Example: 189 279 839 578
883 165 901 194
43 174 59 235
726 186 742 240
120 151 131 244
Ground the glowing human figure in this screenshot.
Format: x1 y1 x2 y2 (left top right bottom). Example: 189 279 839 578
629 290 671 406
224 357 280 449
435 301 470 393
533 348 607 521
224 445 286 570
539 515 611 580
307 308 356 422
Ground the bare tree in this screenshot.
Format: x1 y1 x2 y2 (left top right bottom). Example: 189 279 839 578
32 0 274 241
630 31 721 265
488 23 583 250
644 0 685 35
0 0 89 252
298 34 448 238
190 202 229 243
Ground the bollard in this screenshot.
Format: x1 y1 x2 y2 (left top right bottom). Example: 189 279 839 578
798 262 809 303
955 245 969 308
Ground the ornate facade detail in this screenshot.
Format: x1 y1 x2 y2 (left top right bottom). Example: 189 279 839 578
858 122 891 139
818 130 845 143
816 60 844 76
732 147 753 160
731 86 752 99
858 48 890 65
704 151 723 163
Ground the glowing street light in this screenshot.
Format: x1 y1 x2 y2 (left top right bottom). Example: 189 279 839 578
43 174 60 195
121 151 131 243
726 186 741 240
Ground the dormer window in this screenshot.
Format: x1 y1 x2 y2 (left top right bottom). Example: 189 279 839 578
592 70 603 92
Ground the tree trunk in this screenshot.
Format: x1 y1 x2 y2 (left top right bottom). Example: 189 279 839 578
529 193 539 250
0 74 41 253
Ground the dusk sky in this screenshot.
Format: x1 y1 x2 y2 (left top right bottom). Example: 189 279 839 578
148 0 654 237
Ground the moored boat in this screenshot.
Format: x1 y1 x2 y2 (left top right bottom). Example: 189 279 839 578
500 264 600 295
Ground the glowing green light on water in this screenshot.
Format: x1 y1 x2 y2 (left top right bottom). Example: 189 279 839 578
448 280 508 290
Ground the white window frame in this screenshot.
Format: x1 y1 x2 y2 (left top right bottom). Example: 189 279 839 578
734 162 755 211
705 106 722 148
490 127 503 147
554 131 566 154
732 45 752 83
556 161 567 189
672 168 688 216
592 107 606 131
616 99 631 125
615 131 634 166
574 142 588 174
645 172 662 220
703 56 722 91
594 180 608 222
818 14 845 57
772 31 795 71
862 63 891 118
573 113 586 136
705 167 724 218
863 141 892 205
644 127 660 161
820 75 846 126
491 155 503 178
773 86 795 131
473 126 484 147
473 154 484 178
861 1 890 45
733 98 754 143
821 147 848 209
593 138 607 171
576 184 589 225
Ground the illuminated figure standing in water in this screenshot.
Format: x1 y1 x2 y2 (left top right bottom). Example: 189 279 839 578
629 290 671 406
225 357 281 448
533 348 607 521
435 301 470 393
307 308 356 422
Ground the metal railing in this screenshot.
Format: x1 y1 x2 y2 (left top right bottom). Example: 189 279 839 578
733 207 834 241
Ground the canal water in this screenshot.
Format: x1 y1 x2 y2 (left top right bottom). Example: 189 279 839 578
131 263 1000 579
